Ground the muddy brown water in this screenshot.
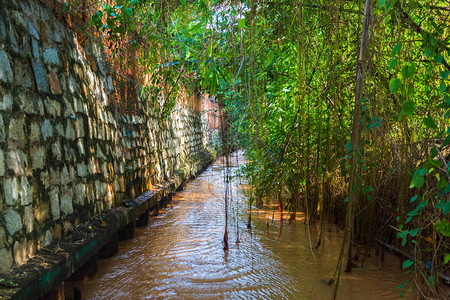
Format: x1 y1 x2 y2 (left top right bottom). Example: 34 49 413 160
72 152 414 299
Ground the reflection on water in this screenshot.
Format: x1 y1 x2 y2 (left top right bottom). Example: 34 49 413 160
76 152 414 299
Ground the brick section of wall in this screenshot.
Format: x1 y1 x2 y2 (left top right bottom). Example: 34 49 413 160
0 0 219 272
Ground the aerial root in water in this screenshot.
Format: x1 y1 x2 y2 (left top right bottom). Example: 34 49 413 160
223 230 229 250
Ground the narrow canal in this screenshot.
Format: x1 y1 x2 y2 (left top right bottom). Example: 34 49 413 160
74 152 413 299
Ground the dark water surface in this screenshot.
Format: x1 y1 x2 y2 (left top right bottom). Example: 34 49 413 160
76 152 414 299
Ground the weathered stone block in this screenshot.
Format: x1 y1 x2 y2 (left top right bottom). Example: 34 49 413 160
6 150 26 175
60 189 73 216
76 162 88 177
20 176 32 205
34 201 50 225
8 118 25 143
0 93 13 111
51 140 61 161
96 144 106 160
61 165 69 185
37 97 45 115
41 119 53 140
51 27 62 43
31 146 45 169
63 97 74 117
101 162 108 177
64 145 76 163
43 230 52 247
63 220 73 236
86 184 94 204
55 122 64 136
13 61 33 88
23 206 33 233
43 48 59 65
13 238 28 266
4 207 22 235
31 38 39 58
74 97 83 113
48 68 62 94
75 118 84 137
74 183 85 205
28 20 39 39
65 121 75 140
0 149 4 177
32 59 48 93
95 180 107 199
49 167 61 185
44 97 61 116
0 50 13 83
69 75 77 93
77 138 85 156
0 20 5 39
0 227 5 249
0 248 13 273
9 25 19 53
49 187 60 220
40 170 50 189
52 224 61 240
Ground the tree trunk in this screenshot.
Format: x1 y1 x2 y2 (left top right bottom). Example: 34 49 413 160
345 0 372 273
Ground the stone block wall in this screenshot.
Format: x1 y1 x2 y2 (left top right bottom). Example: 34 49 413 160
0 0 217 272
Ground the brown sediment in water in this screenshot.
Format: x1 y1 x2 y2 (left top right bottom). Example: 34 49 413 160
68 152 416 300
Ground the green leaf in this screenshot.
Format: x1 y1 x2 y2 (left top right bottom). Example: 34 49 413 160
238 18 245 29
388 59 397 71
410 169 425 189
406 83 415 96
423 117 437 129
418 168 427 176
397 280 409 290
402 259 414 269
445 253 450 264
123 7 132 18
391 42 402 57
389 78 402 93
362 185 375 195
434 220 450 237
440 70 450 80
401 101 416 116
410 195 418 202
438 178 447 190
265 51 274 68
409 228 419 237
402 63 417 79
444 201 450 214
443 135 450 147
440 81 447 93
436 200 446 210
345 143 351 152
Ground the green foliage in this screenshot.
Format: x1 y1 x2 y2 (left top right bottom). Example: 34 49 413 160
434 219 450 237
445 253 450 264
401 101 416 116
78 0 450 297
403 259 415 269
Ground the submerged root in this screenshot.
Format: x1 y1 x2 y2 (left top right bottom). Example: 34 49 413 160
223 230 229 250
